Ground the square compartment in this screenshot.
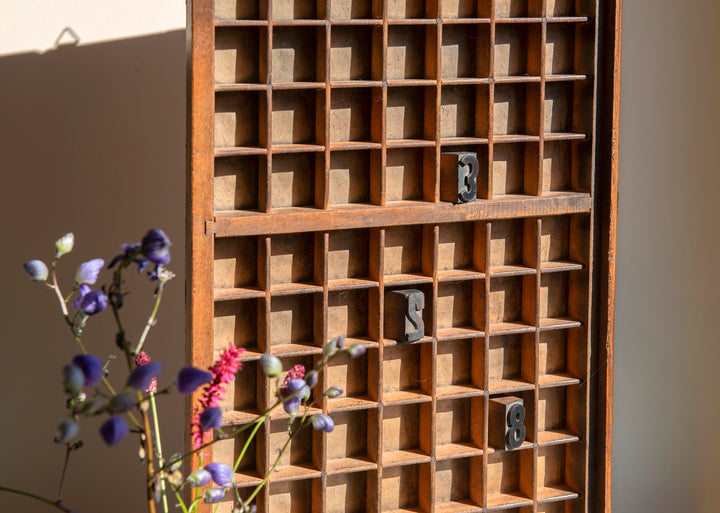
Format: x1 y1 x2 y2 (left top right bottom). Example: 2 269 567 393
215 0 263 20
328 228 372 282
437 222 479 274
271 90 322 146
436 280 485 337
214 156 262 212
331 26 380 81
326 409 378 469
212 424 263 483
440 85 490 139
382 404 432 462
538 329 582 386
441 24 490 78
387 0 431 19
268 416 322 472
537 444 582 503
270 233 319 287
215 91 266 149
491 142 540 196
330 88 379 144
493 83 541 136
387 25 433 80
328 288 374 341
485 451 534 509
540 215 589 269
272 0 317 20
382 344 431 399
214 298 263 353
328 150 373 205
435 457 483 509
539 271 584 328
495 0 542 18
484 334 534 392
268 479 322 513
330 0 377 19
269 293 322 350
487 275 535 333
488 390 535 449
386 87 434 142
485 218 536 274
381 464 431 512
383 282 434 343
545 24 575 75
435 398 484 457
272 26 323 83
537 385 583 445
494 23 541 77
544 82 574 134
441 0 492 18
436 338 484 396
326 472 377 513
383 225 433 280
385 148 428 202
271 153 320 209
546 0 583 17
214 236 261 291
326 348 373 407
541 141 572 194
215 27 265 84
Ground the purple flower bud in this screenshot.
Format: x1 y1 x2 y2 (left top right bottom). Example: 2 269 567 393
77 289 108 315
205 463 234 487
126 362 162 391
311 414 335 433
23 260 48 281
200 407 223 431
202 487 225 504
346 344 366 358
63 364 84 394
75 258 104 285
323 339 338 357
141 229 171 266
259 354 282 377
54 419 79 444
335 335 346 349
286 379 310 401
304 370 319 388
100 416 129 445
186 469 212 487
326 386 343 398
72 355 104 387
176 366 213 394
55 233 74 257
109 393 136 413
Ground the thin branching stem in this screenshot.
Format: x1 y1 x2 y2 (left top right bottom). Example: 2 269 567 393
0 486 77 513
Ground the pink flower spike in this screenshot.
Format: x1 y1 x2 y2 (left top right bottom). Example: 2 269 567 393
134 351 157 393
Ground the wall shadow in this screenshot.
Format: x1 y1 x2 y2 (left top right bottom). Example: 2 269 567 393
0 30 186 513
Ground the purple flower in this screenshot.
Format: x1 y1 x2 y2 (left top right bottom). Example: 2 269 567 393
54 420 79 444
100 416 129 445
109 393 136 413
335 335 346 349
311 414 335 433
141 229 171 265
205 463 234 487
304 370 318 388
186 469 212 487
346 344 366 358
23 260 48 281
63 364 84 394
73 285 108 315
199 407 223 431
72 355 104 386
126 362 162 391
108 242 143 271
75 258 104 285
202 487 225 504
282 378 310 415
176 366 213 394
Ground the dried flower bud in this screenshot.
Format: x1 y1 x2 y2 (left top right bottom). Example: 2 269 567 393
200 407 223 431
55 233 75 257
23 260 48 281
126 362 162 391
259 354 282 378
99 416 129 445
54 419 79 444
202 487 225 504
176 366 213 394
326 386 343 398
205 463 234 487
75 258 104 285
72 355 104 387
63 364 85 394
167 470 184 488
311 414 335 433
304 370 319 389
186 469 211 487
346 344 366 358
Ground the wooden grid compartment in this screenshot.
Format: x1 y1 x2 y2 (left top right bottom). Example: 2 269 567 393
440 24 491 79
434 457 483 510
436 338 484 397
493 23 542 78
191 0 615 511
435 398 484 459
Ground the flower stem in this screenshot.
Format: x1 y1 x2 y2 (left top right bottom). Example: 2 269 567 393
0 486 76 513
149 393 169 513
140 397 158 513
135 280 165 355
233 417 265 473
50 260 69 318
55 445 72 501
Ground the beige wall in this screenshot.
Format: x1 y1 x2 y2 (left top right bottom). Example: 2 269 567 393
1 1 719 512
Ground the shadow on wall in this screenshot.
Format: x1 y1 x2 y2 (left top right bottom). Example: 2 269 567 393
0 30 186 513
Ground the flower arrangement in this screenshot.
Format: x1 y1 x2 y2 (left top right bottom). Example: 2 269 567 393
4 230 359 513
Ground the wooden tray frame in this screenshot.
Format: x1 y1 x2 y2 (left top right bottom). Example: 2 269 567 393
187 1 621 511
